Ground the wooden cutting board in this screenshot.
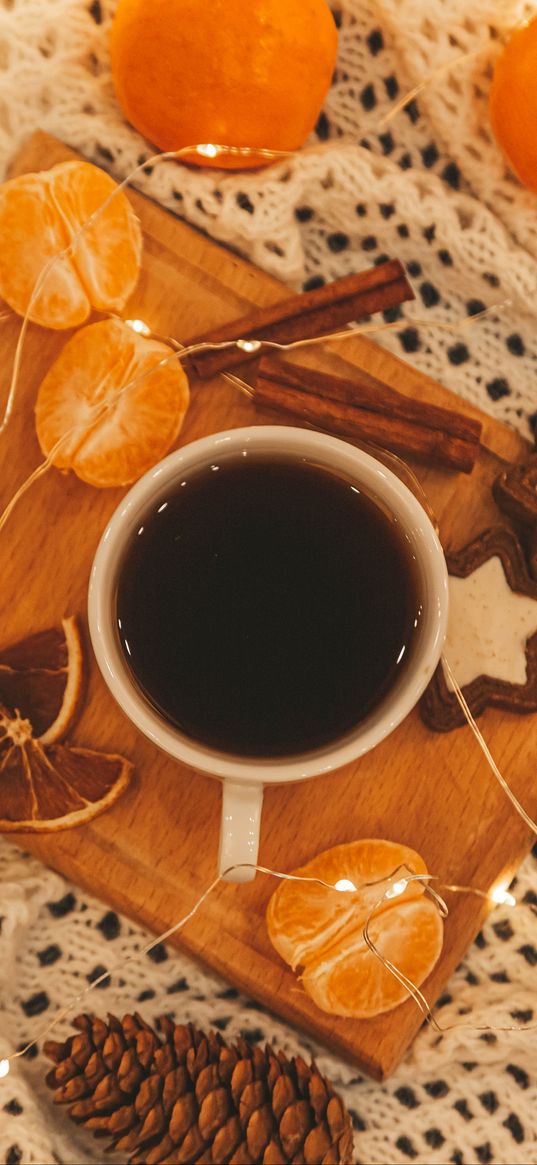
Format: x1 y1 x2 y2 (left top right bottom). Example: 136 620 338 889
2 131 536 1080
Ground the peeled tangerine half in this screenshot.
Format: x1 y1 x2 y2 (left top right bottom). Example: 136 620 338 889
0 617 133 832
266 839 444 1019
0 160 142 328
35 316 190 488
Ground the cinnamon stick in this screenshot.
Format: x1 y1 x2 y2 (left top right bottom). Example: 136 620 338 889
186 259 414 380
258 356 482 445
254 357 482 473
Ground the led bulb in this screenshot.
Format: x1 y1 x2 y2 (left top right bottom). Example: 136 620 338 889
385 878 408 899
335 878 357 892
196 143 220 158
0 1060 10 1079
490 884 516 907
236 339 262 353
125 318 151 337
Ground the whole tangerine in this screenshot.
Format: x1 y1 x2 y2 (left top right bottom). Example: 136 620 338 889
489 16 537 194
110 0 338 168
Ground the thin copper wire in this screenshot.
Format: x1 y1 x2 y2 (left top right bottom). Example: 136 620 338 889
0 133 376 436
0 335 225 535
442 655 537 835
0 120 509 438
0 862 385 1066
361 866 532 1035
377 46 490 130
378 11 530 136
1 860 534 1076
0 140 535 1069
3 311 536 927
362 868 537 1036
0 141 296 437
117 301 507 534
0 301 506 538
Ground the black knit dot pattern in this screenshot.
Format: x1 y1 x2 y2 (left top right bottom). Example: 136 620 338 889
246 6 534 442
0 838 533 1165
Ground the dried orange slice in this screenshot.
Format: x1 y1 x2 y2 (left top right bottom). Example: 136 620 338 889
266 839 443 1019
35 317 190 487
0 731 133 833
0 618 133 832
0 616 83 745
0 160 142 328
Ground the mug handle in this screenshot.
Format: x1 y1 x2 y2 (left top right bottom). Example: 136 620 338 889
219 781 263 882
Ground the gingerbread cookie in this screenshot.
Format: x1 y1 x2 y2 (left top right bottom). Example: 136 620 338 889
420 526 537 731
493 455 537 529
529 529 537 582
493 455 537 579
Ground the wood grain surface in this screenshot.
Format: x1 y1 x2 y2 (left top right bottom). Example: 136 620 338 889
2 132 536 1080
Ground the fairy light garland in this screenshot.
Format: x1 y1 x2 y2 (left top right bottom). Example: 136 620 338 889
0 140 294 439
0 299 508 542
0 858 531 1082
442 655 537 835
375 11 534 133
0 138 535 1082
377 47 488 131
0 124 509 441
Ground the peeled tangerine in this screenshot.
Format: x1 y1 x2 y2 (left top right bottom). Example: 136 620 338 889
0 160 142 328
266 839 443 1019
35 317 190 488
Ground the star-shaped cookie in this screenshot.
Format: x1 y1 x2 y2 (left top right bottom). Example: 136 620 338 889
493 454 537 579
420 526 537 732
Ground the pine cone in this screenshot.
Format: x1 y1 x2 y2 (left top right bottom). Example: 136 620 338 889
44 1013 354 1164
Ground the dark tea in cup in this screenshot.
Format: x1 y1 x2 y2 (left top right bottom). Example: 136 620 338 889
115 452 422 758
90 426 448 879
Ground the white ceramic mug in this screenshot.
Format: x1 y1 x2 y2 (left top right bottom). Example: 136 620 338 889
88 426 448 881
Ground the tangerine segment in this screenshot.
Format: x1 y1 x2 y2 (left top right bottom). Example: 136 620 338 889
266 839 428 972
301 897 443 1019
51 162 142 313
0 173 88 328
0 161 142 328
35 317 190 487
0 616 83 743
489 16 537 194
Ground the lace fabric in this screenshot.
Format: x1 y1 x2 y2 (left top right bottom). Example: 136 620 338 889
0 1 537 1162
0 0 535 432
0 840 536 1165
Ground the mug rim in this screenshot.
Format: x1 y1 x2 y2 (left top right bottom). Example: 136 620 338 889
88 425 449 783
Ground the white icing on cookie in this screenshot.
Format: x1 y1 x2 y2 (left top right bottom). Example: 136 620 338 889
444 556 537 690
